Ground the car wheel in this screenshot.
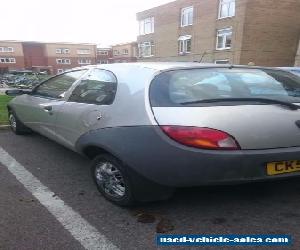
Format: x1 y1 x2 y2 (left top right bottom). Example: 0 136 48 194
91 154 175 206
8 111 31 135
91 154 135 206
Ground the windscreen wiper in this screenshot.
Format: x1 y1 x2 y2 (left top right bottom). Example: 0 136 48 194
180 98 300 110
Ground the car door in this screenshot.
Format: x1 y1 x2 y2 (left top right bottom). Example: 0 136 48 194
54 68 118 149
14 70 88 140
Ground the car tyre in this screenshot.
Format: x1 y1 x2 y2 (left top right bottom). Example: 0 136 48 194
91 154 136 206
8 111 31 135
91 154 175 206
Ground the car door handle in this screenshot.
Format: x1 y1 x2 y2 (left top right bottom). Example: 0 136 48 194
43 106 52 111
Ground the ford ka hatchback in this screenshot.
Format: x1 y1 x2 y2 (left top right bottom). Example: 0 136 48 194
6 63 300 206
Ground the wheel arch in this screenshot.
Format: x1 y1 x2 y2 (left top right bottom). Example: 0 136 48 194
81 145 119 160
7 104 12 113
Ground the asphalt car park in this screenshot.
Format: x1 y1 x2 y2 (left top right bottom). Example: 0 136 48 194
1 129 300 250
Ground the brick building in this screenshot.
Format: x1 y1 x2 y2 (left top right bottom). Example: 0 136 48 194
97 47 113 64
0 41 25 71
44 42 96 74
111 42 138 63
137 0 300 66
22 42 50 73
295 40 300 67
0 41 97 74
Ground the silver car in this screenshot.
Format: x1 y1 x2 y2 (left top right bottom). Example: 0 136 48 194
6 63 300 206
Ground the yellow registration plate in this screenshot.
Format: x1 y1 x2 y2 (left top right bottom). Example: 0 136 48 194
267 160 300 176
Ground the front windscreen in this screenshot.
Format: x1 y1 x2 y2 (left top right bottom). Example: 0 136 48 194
150 68 300 106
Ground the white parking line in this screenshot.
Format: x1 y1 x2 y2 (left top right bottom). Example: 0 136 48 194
0 146 119 250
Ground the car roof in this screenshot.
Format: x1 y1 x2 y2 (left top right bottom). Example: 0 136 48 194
278 67 300 71
83 62 217 71
74 62 286 73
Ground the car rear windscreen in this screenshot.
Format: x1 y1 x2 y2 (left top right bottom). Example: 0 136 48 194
150 68 300 107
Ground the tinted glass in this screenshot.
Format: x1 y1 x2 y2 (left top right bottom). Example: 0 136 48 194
68 69 117 105
34 70 87 98
150 68 300 106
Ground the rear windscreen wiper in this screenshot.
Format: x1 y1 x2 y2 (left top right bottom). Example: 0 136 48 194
180 98 300 110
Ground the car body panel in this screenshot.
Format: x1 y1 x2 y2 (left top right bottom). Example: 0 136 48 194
9 94 65 140
53 65 157 149
75 126 300 187
152 105 300 149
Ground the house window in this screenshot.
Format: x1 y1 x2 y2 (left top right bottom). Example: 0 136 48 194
219 0 235 19
77 49 91 55
122 49 129 55
78 59 91 65
56 58 71 64
0 47 14 53
139 17 154 35
181 6 193 27
56 48 69 54
216 28 232 50
57 69 64 74
0 57 16 63
98 51 108 55
138 41 154 57
215 59 230 64
113 50 119 56
98 60 108 64
178 35 192 54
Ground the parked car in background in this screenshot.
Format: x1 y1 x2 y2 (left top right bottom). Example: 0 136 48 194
5 63 300 206
278 67 300 77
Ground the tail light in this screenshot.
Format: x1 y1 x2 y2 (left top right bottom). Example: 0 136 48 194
160 126 240 150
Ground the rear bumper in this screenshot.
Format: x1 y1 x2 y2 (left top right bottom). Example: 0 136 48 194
139 142 300 187
159 146 300 186
76 126 300 187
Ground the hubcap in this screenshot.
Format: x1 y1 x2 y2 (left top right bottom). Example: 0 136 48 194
9 114 16 131
95 161 125 198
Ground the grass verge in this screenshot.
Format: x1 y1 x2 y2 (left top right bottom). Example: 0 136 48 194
0 95 13 125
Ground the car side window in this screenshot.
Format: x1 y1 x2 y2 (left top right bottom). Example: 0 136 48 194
68 69 117 105
33 70 87 99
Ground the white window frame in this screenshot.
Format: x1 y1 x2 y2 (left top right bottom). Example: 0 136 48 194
56 58 71 64
215 59 230 64
56 48 69 54
113 50 119 56
218 0 235 19
98 60 108 64
178 35 192 54
98 51 108 55
78 58 91 65
0 47 14 53
216 27 233 50
77 49 91 55
0 57 16 63
139 17 154 35
181 6 193 27
138 41 154 58
122 49 129 55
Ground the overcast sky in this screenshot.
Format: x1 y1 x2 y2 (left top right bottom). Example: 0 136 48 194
1 0 174 46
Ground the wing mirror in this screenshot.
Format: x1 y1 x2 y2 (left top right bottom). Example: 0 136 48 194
5 89 32 96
